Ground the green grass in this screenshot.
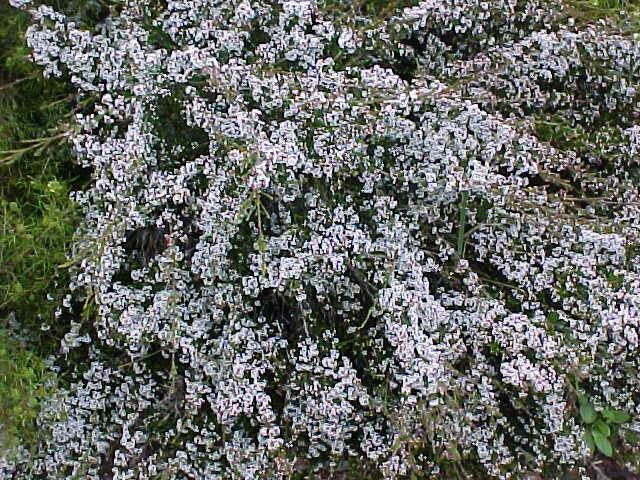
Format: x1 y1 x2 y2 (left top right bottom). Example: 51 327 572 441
0 329 54 454
588 0 640 8
0 1 79 451
567 0 640 32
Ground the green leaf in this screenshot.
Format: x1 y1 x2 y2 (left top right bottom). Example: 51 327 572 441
592 429 613 457
584 428 596 452
602 408 631 424
594 419 611 437
580 401 597 424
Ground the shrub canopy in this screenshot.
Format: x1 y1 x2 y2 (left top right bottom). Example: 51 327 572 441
5 0 640 478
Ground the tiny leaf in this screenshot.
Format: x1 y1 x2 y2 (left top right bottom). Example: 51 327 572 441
580 402 597 424
584 428 595 452
592 429 613 457
603 408 631 424
594 419 611 437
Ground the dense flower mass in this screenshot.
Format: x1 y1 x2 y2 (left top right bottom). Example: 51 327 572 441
4 0 640 478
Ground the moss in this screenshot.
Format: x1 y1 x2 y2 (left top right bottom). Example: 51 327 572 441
0 329 54 453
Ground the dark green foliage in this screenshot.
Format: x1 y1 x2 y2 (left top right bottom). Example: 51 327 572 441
0 0 80 451
567 0 640 32
0 329 54 453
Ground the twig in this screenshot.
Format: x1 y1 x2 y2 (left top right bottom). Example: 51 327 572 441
0 131 70 167
0 75 37 92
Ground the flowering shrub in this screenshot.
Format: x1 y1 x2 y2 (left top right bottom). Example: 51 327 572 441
5 0 640 478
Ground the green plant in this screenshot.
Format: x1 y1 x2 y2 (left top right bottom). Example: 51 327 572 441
0 329 54 453
578 392 632 457
0 0 85 455
0 0 81 352
4 0 640 477
567 0 640 32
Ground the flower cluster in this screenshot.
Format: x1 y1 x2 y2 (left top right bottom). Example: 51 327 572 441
5 0 640 478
